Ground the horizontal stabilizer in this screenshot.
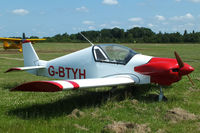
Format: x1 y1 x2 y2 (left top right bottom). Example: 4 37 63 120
11 75 135 92
5 66 45 73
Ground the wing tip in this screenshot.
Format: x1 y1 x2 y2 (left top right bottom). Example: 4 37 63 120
5 68 21 73
11 81 63 92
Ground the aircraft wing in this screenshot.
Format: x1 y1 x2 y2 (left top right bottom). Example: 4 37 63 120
27 39 46 41
0 38 46 41
0 37 22 41
11 75 135 92
5 66 46 73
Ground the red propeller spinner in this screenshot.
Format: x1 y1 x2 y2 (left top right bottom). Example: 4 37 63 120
134 51 194 86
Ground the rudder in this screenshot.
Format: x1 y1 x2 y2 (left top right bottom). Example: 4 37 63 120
22 40 39 67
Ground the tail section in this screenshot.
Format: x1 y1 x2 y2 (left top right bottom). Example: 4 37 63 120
5 36 47 76
21 40 46 75
5 40 46 74
22 40 39 67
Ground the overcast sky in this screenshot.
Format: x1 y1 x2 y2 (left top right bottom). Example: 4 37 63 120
0 0 200 37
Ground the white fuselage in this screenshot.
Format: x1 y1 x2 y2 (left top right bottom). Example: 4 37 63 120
36 46 152 84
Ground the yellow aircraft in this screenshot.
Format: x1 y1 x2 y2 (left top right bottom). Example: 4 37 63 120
0 33 45 52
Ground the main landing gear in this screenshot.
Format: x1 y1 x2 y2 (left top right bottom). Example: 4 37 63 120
158 85 167 101
159 86 164 101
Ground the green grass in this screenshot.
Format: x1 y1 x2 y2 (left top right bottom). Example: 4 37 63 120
0 43 200 133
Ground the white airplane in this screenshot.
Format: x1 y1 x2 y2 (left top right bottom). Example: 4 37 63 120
5 34 194 101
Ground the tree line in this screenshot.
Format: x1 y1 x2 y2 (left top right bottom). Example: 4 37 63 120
34 27 200 43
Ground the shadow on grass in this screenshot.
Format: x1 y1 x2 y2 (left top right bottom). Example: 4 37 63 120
7 84 169 120
0 81 27 90
1 82 21 90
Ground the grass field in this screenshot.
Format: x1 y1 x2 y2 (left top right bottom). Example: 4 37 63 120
0 43 200 133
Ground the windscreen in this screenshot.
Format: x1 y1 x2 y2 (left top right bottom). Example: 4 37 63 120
94 44 138 64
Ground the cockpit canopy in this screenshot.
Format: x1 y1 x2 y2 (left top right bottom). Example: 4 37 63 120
93 44 138 64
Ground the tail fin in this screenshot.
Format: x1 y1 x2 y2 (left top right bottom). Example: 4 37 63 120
5 40 46 75
22 40 39 67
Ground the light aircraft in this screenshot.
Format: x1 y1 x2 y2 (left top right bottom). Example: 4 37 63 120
5 33 194 101
0 33 45 52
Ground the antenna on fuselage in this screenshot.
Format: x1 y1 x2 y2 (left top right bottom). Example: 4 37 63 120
79 32 94 46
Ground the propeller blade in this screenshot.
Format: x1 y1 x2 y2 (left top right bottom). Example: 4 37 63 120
174 51 184 68
187 75 195 86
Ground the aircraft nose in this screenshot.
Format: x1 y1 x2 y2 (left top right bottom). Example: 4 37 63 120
188 65 194 72
180 63 194 75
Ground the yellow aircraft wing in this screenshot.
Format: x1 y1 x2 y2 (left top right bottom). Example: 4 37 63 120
0 37 46 41
0 37 22 41
27 39 46 41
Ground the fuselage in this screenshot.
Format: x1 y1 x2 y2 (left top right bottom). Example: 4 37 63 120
37 44 153 84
